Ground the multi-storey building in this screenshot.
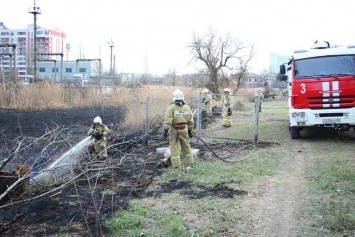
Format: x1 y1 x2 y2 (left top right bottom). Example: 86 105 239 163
270 53 290 73
0 21 70 82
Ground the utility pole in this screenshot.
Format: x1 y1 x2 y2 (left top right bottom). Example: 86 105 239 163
108 38 114 75
28 0 41 82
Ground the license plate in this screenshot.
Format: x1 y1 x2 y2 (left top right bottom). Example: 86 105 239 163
322 118 341 124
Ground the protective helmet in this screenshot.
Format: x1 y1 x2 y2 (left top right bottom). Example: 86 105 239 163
172 89 184 101
223 88 231 93
257 88 261 91
93 116 102 124
203 88 209 93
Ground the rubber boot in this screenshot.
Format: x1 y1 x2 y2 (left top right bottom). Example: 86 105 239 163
185 155 194 166
171 156 181 168
100 145 107 159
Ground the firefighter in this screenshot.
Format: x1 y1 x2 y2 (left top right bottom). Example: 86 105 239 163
221 88 234 127
88 116 111 160
163 89 194 168
254 88 264 112
202 88 213 117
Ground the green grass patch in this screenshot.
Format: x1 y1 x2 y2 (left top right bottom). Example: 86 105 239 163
107 98 354 236
306 148 355 235
106 199 190 237
159 145 283 188
107 143 285 236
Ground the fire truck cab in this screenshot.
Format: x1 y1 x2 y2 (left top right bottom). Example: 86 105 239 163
280 41 355 139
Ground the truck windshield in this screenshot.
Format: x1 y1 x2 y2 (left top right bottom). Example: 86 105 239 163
294 55 355 79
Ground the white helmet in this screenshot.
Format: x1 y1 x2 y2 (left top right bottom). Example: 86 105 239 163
203 88 209 93
93 116 102 124
257 88 261 91
223 88 231 93
172 89 184 101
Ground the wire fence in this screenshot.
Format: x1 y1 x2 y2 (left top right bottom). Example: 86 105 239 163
93 91 284 144
194 92 260 143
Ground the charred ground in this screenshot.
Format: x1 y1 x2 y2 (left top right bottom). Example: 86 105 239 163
0 108 275 236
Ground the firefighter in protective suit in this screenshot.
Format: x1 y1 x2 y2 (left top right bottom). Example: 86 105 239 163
88 116 111 159
221 88 235 127
202 88 213 117
254 88 264 112
163 90 194 168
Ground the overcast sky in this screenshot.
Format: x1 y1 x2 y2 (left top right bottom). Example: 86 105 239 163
1 0 355 74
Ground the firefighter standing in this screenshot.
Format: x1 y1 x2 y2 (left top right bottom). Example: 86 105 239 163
202 88 213 117
88 116 111 159
163 89 194 168
221 88 234 127
254 88 264 112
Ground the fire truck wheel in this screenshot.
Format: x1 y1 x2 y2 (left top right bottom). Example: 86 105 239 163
289 126 300 139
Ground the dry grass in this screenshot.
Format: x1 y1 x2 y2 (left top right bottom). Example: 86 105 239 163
0 83 258 131
0 83 204 131
116 86 200 130
0 82 100 110
0 83 257 110
0 83 202 110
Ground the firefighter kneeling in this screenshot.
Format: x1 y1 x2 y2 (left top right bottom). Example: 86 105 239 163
163 89 194 168
88 116 111 160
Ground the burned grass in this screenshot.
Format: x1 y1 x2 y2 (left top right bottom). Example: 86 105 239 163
147 180 248 199
0 108 276 236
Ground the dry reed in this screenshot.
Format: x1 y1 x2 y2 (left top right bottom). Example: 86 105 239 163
0 83 202 131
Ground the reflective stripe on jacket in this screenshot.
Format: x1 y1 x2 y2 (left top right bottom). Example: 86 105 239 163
163 104 194 132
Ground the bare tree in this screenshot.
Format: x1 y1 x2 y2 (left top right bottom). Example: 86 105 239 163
164 69 182 86
231 44 256 94
189 27 255 95
256 68 274 87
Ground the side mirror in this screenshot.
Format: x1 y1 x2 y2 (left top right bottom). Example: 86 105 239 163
280 75 288 81
280 64 286 75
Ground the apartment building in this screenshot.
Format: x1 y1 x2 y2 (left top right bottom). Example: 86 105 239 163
0 21 70 82
270 53 290 73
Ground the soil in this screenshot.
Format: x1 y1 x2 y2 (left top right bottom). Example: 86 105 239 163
241 140 310 236
0 108 271 236
0 107 325 236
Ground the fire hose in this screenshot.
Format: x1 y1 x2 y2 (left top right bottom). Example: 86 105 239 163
192 135 255 163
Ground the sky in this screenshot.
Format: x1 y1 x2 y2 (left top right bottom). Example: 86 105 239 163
1 0 355 75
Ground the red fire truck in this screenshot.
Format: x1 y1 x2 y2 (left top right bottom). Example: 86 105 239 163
280 41 355 139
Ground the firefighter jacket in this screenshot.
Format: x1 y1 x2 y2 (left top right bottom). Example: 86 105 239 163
203 94 212 105
163 103 194 132
88 124 110 141
221 94 235 112
254 91 264 102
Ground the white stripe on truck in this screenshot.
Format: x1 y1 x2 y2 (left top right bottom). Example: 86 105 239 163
322 82 330 108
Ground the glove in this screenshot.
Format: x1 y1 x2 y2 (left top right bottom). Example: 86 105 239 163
188 130 193 138
205 102 208 105
96 133 103 139
164 130 168 139
202 98 206 102
227 107 232 116
90 133 102 139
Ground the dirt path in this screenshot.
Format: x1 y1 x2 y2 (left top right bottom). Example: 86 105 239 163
242 140 311 236
199 113 312 236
